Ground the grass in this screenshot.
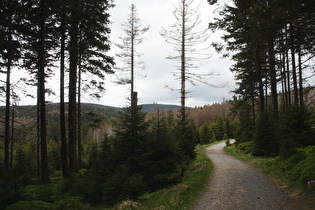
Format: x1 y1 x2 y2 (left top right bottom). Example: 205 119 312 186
108 141 221 210
224 144 315 208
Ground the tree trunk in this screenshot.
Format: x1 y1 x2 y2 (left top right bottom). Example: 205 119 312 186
4 5 13 170
39 0 49 184
297 44 303 105
69 3 79 173
289 22 298 105
268 39 278 114
60 12 69 177
4 46 11 171
36 84 40 178
255 47 264 114
78 46 82 170
10 106 14 168
181 0 186 131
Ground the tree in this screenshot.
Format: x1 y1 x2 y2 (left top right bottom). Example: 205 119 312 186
54 0 69 177
0 0 22 170
76 0 114 169
199 122 211 145
67 0 114 173
161 0 213 132
145 110 183 190
215 114 226 141
103 104 148 202
115 4 149 108
21 0 59 183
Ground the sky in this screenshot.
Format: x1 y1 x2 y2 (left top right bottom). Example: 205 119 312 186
3 0 236 108
102 0 236 108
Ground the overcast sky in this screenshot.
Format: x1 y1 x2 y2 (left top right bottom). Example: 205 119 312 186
101 0 236 108
3 0 236 108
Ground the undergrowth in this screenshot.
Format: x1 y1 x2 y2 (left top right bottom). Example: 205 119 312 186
109 142 219 210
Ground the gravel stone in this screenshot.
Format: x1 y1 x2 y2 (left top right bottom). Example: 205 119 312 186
192 142 309 210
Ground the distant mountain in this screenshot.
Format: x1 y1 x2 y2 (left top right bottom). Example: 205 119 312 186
140 103 181 112
0 103 180 118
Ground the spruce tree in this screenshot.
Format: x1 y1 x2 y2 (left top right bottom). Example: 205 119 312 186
161 0 213 134
0 0 22 170
199 122 211 145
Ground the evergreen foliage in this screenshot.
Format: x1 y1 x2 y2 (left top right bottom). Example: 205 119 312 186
253 111 279 157
279 106 315 159
215 114 226 141
199 123 211 145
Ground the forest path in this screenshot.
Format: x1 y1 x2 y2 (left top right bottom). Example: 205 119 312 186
192 142 308 210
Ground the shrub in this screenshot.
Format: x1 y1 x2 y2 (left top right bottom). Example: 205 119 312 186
237 141 254 154
6 200 54 210
279 106 315 159
253 111 279 157
20 185 52 202
284 146 315 183
225 139 231 146
102 165 146 204
54 196 89 209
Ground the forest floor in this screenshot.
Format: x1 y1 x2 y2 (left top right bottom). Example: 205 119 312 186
192 142 310 210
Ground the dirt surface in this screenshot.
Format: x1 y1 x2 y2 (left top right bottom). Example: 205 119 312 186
192 142 309 210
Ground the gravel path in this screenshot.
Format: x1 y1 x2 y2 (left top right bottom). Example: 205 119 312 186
192 142 309 210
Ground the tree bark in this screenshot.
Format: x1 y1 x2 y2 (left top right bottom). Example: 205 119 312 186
268 39 278 114
290 22 298 105
78 44 82 170
69 2 79 173
60 12 69 177
39 0 49 184
10 106 14 168
297 44 303 105
4 40 11 171
180 0 186 131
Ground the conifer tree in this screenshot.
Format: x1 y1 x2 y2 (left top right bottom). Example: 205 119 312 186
199 122 211 145
161 0 213 132
67 0 114 173
115 4 149 111
21 0 59 183
0 0 22 170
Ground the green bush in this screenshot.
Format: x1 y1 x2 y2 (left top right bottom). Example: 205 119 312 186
284 146 315 183
225 139 231 146
102 164 146 204
6 200 54 210
279 106 315 159
237 141 254 154
20 185 52 202
54 196 89 209
253 111 279 157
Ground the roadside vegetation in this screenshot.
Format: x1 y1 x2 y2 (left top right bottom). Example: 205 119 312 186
110 143 217 210
224 143 315 208
0 102 232 209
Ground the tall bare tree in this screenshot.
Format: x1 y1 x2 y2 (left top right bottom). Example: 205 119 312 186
115 4 149 107
160 0 213 129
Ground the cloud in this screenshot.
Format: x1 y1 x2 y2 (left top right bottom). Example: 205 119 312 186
101 0 236 108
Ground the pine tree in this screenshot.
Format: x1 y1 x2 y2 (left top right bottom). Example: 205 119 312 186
0 0 22 170
145 111 183 190
104 105 148 202
215 114 226 141
253 111 279 157
115 4 149 112
161 0 213 132
199 122 211 145
21 0 59 183
67 0 114 173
